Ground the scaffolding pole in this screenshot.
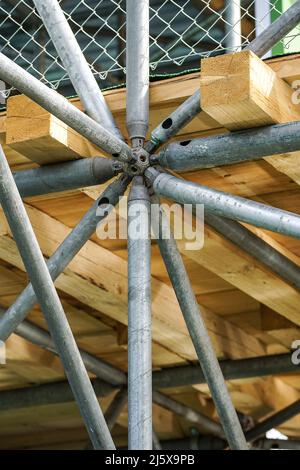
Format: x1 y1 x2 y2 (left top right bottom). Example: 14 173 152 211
145 90 201 154
152 121 300 172
246 400 300 442
126 0 149 144
8 169 300 344
13 157 123 198
147 0 300 152
0 53 130 162
1 311 223 438
245 0 300 58
159 168 300 292
151 196 247 450
0 144 114 450
0 378 115 412
0 175 130 342
146 168 300 239
153 353 299 389
33 0 122 140
224 0 241 52
128 177 152 450
85 388 128 449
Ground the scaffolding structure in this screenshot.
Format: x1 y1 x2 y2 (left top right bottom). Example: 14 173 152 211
1 0 300 450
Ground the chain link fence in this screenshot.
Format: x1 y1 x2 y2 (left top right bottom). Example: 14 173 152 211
0 0 300 98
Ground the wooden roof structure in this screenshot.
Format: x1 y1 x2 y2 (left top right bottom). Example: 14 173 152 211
1 51 300 449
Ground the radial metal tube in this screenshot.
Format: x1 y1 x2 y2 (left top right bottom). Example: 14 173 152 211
146 0 300 153
145 90 201 154
13 157 122 198
0 144 114 449
146 168 300 239
152 120 300 172
246 400 300 442
151 196 247 450
126 0 149 142
127 177 152 450
0 175 131 342
0 52 130 162
224 0 241 52
33 0 122 140
245 0 300 58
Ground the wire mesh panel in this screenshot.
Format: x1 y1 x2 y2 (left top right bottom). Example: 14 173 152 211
0 0 300 98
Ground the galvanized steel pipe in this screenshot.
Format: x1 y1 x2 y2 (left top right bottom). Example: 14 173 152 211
224 0 241 52
153 354 300 390
205 213 300 292
0 175 130 341
13 157 122 198
152 196 247 450
146 168 300 239
147 0 300 152
33 0 123 140
245 0 300 58
126 0 149 141
0 52 131 161
0 144 114 449
152 121 300 172
246 400 300 442
128 177 152 449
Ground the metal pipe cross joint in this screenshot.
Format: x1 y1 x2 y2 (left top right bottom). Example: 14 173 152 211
125 147 151 176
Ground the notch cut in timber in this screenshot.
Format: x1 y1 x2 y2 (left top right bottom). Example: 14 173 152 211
200 50 300 186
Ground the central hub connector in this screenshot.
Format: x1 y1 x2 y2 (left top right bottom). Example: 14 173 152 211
125 146 150 176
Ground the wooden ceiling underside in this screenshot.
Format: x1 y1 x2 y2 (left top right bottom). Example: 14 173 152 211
1 52 300 449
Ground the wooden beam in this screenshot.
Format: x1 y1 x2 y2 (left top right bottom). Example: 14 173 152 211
179 223 300 327
0 206 266 361
5 333 65 384
1 53 300 167
5 95 102 164
0 261 183 371
200 50 300 130
96 189 300 329
200 50 300 186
